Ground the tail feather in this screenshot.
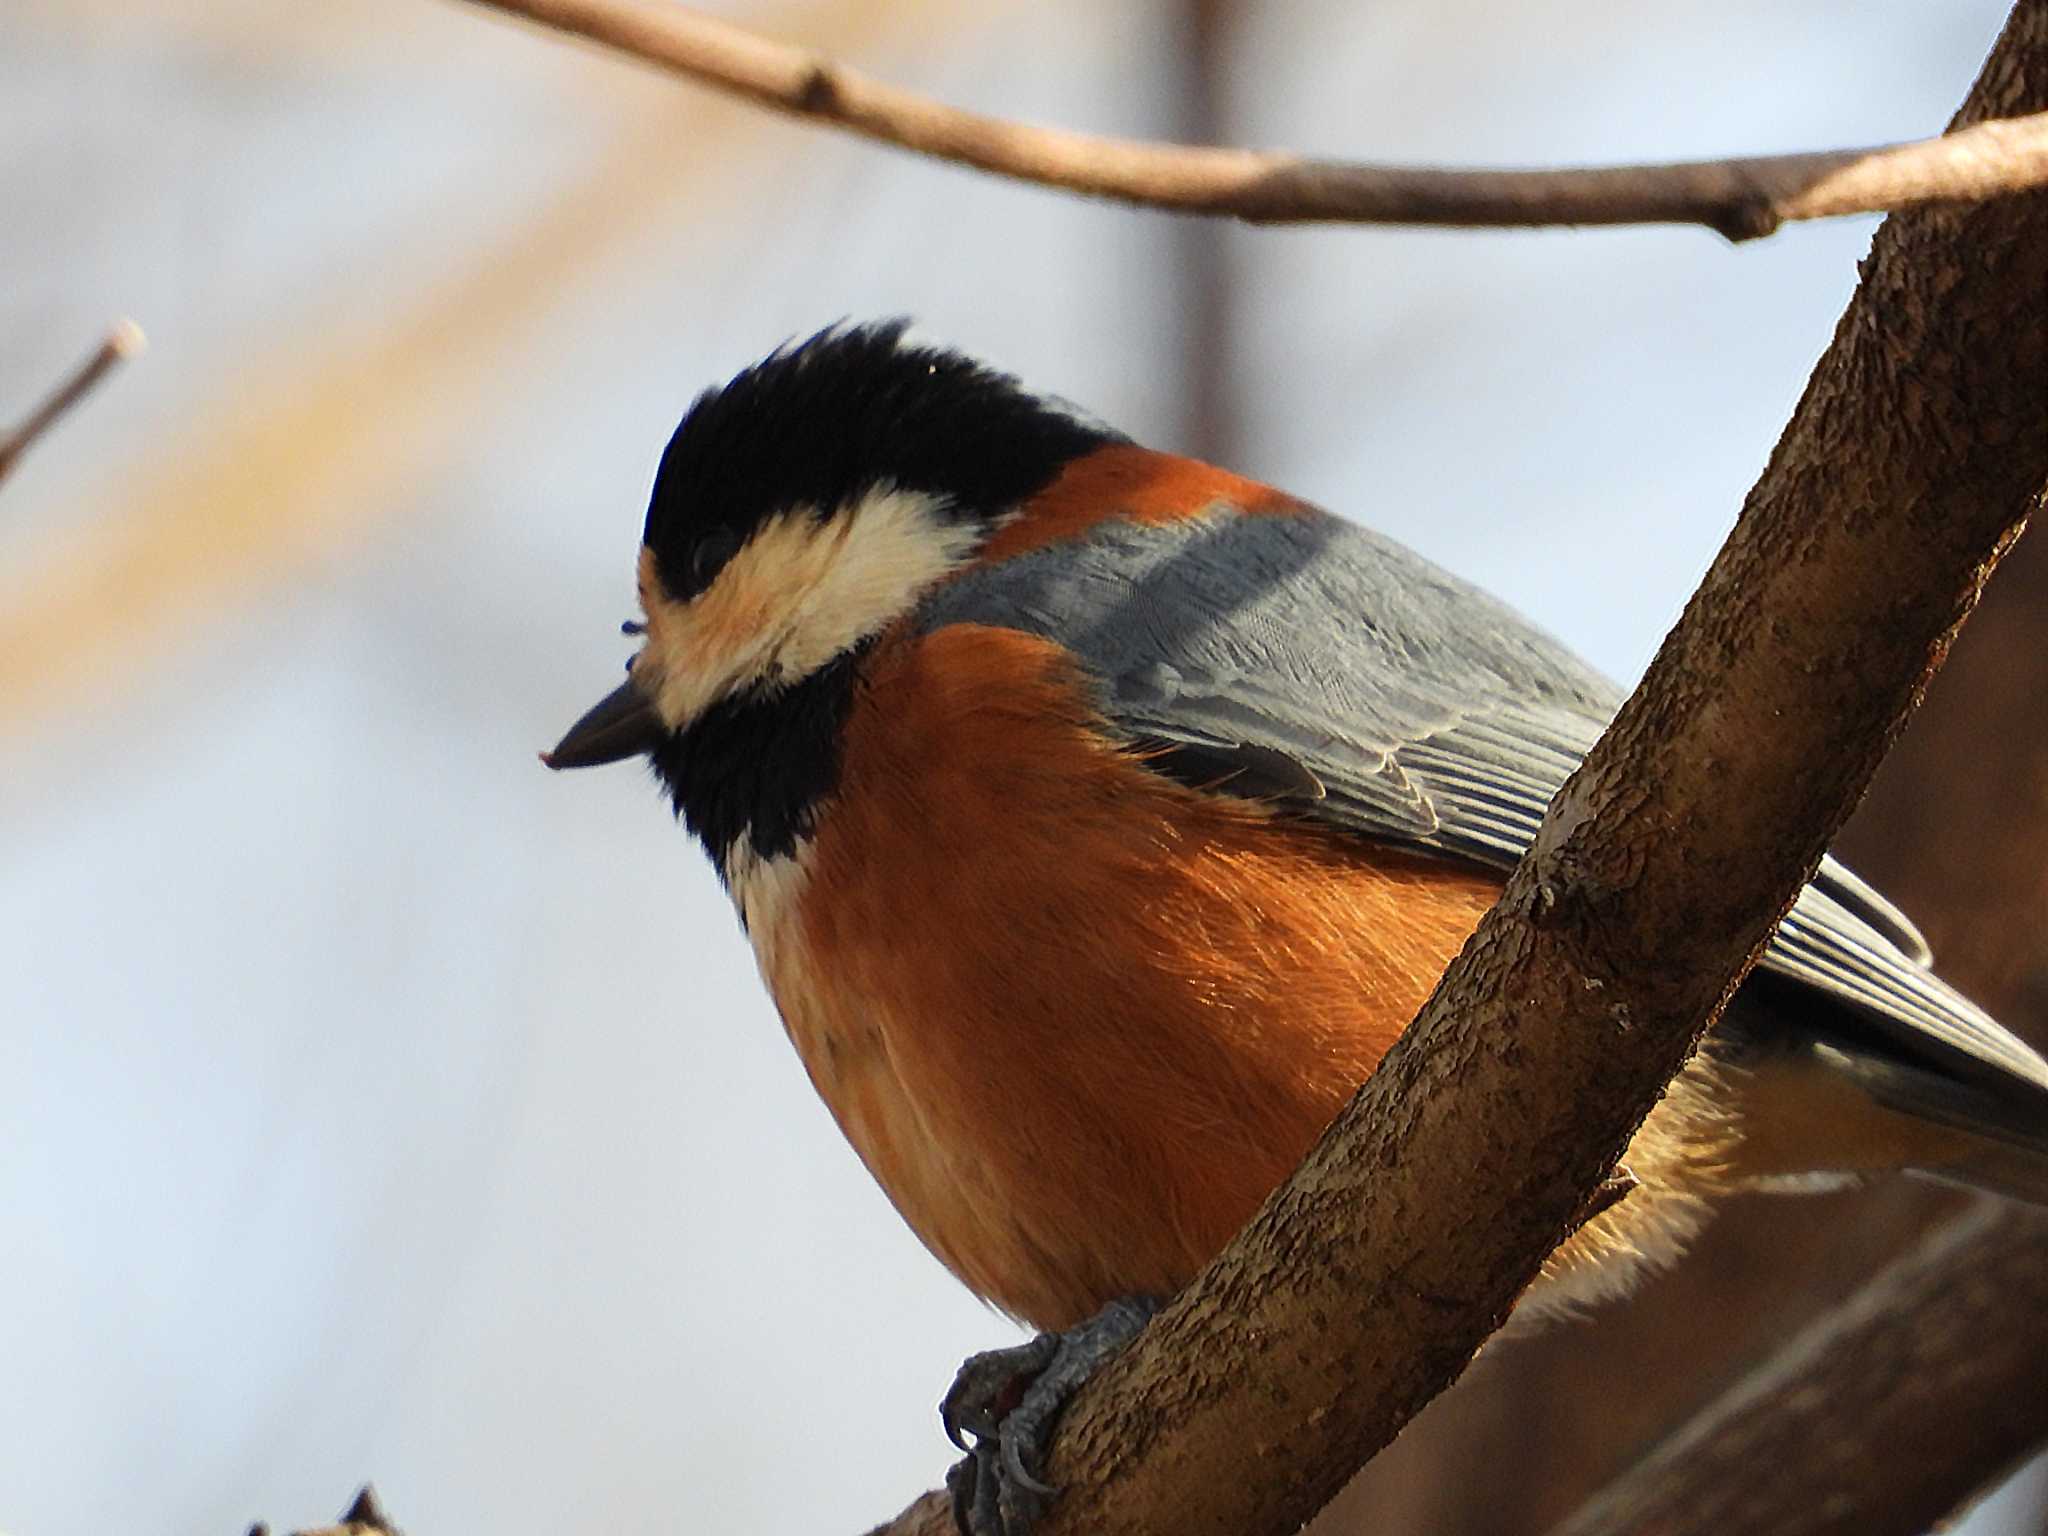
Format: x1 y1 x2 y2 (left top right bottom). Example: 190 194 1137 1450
1809 1040 2048 1209
1916 1147 2048 1208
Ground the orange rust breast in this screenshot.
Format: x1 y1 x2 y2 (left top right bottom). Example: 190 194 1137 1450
759 621 1502 1330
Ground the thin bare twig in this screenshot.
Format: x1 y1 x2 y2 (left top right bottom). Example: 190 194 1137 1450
0 320 145 487
456 0 2048 240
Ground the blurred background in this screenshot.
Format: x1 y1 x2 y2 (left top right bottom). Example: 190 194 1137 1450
4 0 2044 1531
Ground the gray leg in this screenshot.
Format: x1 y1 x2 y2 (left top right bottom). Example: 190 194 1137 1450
941 1296 1159 1536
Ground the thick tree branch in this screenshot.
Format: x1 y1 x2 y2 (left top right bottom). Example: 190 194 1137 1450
453 0 2048 239
1547 1204 2048 1536
0 319 144 488
1540 367 2048 1536
863 4 2048 1532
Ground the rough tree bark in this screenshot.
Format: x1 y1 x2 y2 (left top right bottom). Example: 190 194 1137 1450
1333 443 2048 1536
1338 35 2048 1529
1169 0 1237 469
869 3 2048 1532
1530 380 2048 1536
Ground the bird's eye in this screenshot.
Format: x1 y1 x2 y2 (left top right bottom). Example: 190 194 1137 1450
690 528 741 589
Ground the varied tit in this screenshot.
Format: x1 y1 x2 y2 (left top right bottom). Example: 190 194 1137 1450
546 321 2048 1527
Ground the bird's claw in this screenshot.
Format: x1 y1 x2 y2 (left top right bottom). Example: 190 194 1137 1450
940 1296 1158 1536
942 1332 1060 1451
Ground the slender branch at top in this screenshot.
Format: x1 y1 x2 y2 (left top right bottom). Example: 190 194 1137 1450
0 319 146 488
455 0 2048 240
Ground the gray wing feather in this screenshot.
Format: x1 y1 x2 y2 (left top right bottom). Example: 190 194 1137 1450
919 509 2048 1097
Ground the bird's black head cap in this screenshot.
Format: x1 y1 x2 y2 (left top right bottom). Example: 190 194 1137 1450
641 320 1117 602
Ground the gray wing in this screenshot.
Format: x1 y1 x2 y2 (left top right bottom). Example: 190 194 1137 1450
919 509 2048 1100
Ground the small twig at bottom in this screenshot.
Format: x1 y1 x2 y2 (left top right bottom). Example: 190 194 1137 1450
245 1483 400 1536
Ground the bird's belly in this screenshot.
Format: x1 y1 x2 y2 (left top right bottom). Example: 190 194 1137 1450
728 790 1509 1328
718 622 1781 1330
738 821 1782 1331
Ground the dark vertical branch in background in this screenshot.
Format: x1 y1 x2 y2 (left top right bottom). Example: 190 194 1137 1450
1170 0 1237 466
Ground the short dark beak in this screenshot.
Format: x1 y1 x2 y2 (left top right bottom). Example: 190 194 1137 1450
541 678 665 770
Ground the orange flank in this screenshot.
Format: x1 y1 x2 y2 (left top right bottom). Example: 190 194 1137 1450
976 443 1309 565
759 621 1501 1328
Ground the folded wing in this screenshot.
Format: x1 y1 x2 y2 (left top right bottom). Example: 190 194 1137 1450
921 508 2048 1125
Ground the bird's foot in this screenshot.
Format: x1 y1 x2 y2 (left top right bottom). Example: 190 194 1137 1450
941 1295 1158 1536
